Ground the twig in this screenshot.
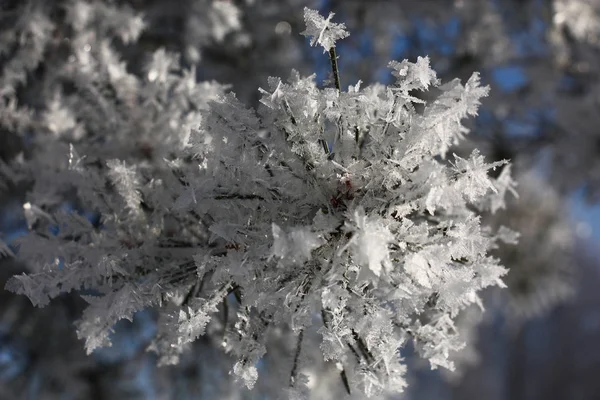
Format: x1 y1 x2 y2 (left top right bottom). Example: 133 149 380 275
329 47 341 92
352 329 375 364
289 329 305 387
321 308 352 395
340 368 351 395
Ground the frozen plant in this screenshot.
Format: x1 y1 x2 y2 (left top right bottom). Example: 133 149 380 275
6 8 516 398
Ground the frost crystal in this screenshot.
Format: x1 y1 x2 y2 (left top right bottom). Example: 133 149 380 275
5 8 515 399
301 8 349 52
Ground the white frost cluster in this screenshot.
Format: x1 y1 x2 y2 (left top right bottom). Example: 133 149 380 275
5 8 516 399
301 8 349 52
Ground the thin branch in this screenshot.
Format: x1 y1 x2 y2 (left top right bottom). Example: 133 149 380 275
321 308 352 395
329 47 341 92
213 193 265 201
340 368 351 395
352 329 375 364
289 329 305 387
181 275 205 307
319 138 330 155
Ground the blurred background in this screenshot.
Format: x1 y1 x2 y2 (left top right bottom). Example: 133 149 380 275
1 0 599 398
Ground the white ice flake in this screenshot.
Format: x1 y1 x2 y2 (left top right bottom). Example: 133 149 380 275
301 8 349 52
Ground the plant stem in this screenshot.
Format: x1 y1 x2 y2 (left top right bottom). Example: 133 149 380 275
340 368 351 395
329 47 341 92
321 308 352 395
289 329 305 387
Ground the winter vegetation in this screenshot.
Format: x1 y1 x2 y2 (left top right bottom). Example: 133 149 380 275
0 1 598 399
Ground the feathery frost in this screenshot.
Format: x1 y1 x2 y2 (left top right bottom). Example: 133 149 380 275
5 8 516 398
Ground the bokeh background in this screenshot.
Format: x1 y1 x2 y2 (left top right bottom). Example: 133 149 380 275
1 0 599 398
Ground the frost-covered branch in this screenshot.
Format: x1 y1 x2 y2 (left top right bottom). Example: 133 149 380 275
4 7 516 399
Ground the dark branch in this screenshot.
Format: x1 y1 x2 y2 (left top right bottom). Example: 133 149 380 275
340 368 351 395
329 47 341 92
321 308 352 395
289 329 305 387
